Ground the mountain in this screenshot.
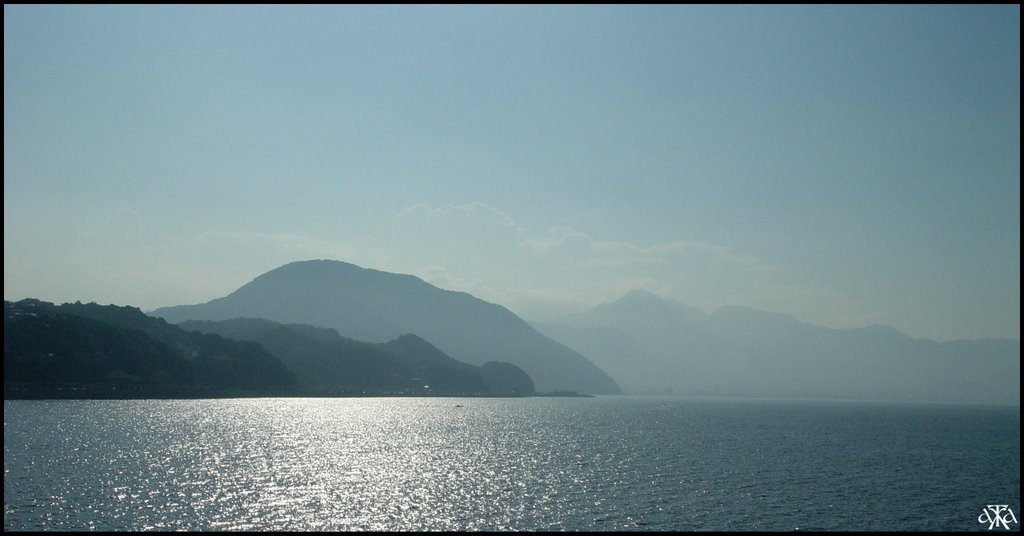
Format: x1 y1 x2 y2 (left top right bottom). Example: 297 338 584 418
179 318 534 396
534 291 1020 405
378 333 488 393
534 290 738 396
5 299 533 398
562 289 710 338
153 260 620 394
4 299 297 397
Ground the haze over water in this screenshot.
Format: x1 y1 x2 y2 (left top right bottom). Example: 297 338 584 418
4 397 1019 531
3 5 1020 533
4 5 1020 343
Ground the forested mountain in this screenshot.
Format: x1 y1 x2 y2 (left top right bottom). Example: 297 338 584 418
180 318 534 396
4 299 297 397
6 299 534 398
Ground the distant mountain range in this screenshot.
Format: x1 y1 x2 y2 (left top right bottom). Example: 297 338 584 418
153 260 621 395
9 260 1016 405
533 289 1020 405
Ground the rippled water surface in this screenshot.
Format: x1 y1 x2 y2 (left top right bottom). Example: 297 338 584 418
4 397 1020 531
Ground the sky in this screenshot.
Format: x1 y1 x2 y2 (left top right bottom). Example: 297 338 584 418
4 5 1020 341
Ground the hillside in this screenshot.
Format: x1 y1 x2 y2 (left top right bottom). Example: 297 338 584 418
4 299 297 398
180 318 534 396
154 260 620 394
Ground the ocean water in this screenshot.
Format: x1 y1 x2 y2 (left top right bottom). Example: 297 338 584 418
4 396 1020 531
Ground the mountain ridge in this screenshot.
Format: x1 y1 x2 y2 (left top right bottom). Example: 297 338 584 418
535 289 1019 404
153 260 622 395
4 299 298 397
179 318 535 396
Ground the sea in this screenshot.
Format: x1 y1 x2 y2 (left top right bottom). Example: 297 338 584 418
4 396 1020 531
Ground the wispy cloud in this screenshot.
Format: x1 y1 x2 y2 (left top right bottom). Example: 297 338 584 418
385 202 907 331
6 200 896 333
385 203 862 326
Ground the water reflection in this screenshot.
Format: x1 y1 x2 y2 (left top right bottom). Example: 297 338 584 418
4 397 1020 531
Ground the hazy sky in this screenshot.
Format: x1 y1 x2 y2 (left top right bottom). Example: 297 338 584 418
4 5 1020 341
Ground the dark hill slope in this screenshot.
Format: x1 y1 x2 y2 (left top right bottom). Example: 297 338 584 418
181 318 534 396
4 299 296 396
